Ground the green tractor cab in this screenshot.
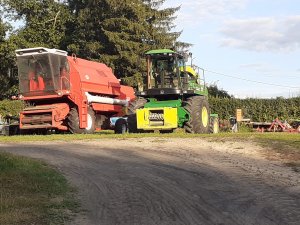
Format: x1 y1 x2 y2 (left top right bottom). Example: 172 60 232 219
137 49 208 98
128 49 217 134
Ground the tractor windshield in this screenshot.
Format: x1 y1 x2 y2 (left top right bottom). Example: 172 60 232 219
150 55 184 89
17 53 70 96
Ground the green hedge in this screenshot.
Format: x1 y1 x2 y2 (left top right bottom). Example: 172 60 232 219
0 100 24 118
209 97 300 122
1 98 299 123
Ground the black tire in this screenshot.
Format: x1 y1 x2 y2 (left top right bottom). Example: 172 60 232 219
67 107 95 134
20 129 32 135
38 129 48 135
127 98 147 133
209 117 219 134
114 118 128 134
127 114 139 133
9 124 20 135
183 96 210 134
128 97 147 114
159 129 174 134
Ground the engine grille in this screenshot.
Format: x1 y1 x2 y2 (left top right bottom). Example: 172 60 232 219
21 112 52 128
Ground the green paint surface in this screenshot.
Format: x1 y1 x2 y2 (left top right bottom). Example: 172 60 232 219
145 49 176 55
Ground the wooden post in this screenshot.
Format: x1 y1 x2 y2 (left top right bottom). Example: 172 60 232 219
236 109 242 122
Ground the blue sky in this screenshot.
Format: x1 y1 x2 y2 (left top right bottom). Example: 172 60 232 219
164 0 300 98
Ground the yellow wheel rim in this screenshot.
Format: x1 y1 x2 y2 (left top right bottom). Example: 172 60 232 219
202 107 208 127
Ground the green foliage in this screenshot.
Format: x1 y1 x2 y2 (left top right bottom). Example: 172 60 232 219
2 0 71 48
207 84 232 98
209 97 300 121
0 0 71 99
0 100 24 117
0 16 20 99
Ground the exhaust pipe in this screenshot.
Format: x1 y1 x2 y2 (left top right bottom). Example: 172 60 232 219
85 92 129 106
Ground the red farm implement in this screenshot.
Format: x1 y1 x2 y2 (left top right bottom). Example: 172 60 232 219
254 118 300 133
15 47 135 134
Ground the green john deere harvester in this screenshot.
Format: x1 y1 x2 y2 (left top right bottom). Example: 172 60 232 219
127 49 219 134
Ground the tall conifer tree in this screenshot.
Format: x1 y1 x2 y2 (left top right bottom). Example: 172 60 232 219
65 0 185 86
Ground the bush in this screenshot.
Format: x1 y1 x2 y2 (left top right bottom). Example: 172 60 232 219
209 97 300 122
0 100 24 118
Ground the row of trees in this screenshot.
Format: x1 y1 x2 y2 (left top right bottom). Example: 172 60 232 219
0 0 189 99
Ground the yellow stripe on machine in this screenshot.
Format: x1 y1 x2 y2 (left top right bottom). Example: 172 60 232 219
136 107 178 130
179 66 198 77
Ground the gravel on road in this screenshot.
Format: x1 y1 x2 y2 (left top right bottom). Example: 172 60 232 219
1 137 299 225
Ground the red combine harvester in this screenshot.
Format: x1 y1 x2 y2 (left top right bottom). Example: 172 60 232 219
15 47 135 134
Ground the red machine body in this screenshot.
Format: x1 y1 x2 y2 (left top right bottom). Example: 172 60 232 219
16 47 135 133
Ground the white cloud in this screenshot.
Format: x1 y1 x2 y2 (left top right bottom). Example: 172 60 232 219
221 16 300 52
164 0 248 26
184 0 247 17
239 63 274 73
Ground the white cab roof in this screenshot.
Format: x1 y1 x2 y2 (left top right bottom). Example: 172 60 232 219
15 47 68 56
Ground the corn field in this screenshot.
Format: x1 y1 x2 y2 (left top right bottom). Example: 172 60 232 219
209 97 300 122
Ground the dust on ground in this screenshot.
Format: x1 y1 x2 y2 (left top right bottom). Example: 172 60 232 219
1 137 299 225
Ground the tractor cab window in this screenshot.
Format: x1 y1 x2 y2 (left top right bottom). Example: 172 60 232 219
17 53 70 96
151 56 179 89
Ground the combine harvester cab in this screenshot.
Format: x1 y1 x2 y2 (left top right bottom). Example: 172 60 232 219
16 47 135 134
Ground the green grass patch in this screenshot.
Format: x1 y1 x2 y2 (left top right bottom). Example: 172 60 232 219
0 152 79 225
0 130 206 143
215 132 300 151
252 133 300 151
209 132 300 157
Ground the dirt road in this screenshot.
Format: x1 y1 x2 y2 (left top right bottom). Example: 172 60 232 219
1 137 299 225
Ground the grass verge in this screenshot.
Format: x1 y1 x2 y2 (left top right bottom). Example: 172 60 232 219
202 132 300 171
0 130 299 150
0 131 299 169
251 133 300 171
0 152 79 225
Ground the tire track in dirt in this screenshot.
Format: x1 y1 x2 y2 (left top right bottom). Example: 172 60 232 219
0 137 299 225
134 139 300 225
